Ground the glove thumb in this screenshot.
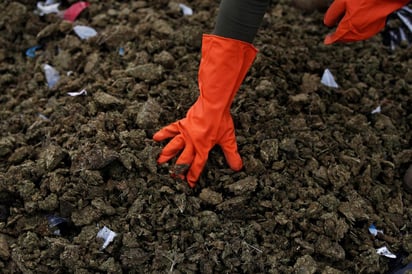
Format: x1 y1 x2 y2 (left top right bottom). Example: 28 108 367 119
324 0 346 27
153 122 180 142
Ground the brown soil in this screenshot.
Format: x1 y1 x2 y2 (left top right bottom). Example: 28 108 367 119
0 0 411 273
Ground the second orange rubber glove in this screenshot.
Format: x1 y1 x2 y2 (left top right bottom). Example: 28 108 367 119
153 34 257 188
324 0 409 44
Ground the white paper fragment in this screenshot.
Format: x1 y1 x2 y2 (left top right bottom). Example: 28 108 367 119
97 226 117 249
36 1 61 16
376 246 397 259
73 25 98 40
371 105 381 114
42 64 60 88
368 224 383 236
179 3 193 16
68 89 87 96
321 68 339 88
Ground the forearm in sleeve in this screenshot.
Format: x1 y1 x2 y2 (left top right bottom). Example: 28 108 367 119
213 0 270 43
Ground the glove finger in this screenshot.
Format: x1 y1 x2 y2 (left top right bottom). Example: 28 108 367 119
324 0 346 27
175 142 195 167
157 135 185 164
186 153 208 188
172 142 195 179
153 122 180 142
324 32 339 45
218 131 243 171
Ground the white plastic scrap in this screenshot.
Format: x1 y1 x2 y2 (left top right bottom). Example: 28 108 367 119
397 11 412 33
179 3 193 16
36 1 61 16
73 25 98 40
376 246 397 259
368 224 383 236
38 113 49 120
371 105 381 114
68 89 87 96
321 68 339 88
42 64 60 88
97 226 117 249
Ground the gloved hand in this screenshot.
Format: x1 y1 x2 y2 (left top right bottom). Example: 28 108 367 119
153 34 257 188
153 99 242 188
324 0 410 44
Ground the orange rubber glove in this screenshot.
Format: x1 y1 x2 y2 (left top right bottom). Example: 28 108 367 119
153 34 257 188
324 0 409 44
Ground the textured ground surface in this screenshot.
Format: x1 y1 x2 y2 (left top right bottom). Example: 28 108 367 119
0 0 411 273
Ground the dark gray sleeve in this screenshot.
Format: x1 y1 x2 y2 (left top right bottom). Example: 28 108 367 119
213 0 270 43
